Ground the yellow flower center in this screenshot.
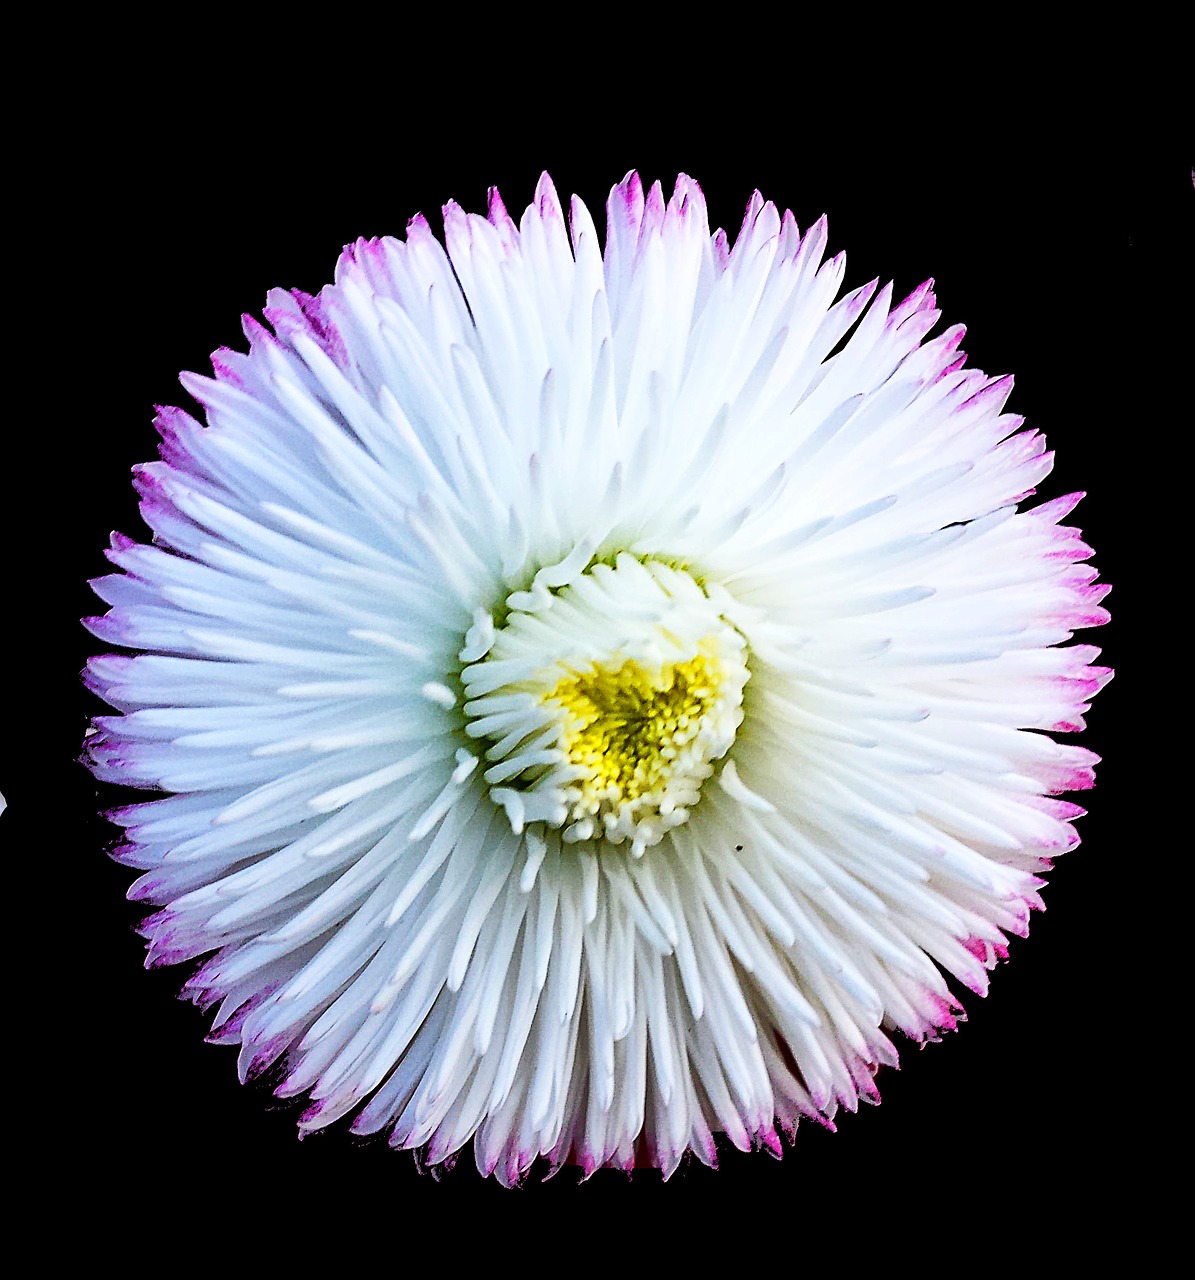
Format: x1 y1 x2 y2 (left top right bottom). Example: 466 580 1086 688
460 555 750 854
546 650 723 810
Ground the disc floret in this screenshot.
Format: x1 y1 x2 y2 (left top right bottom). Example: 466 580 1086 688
460 555 750 854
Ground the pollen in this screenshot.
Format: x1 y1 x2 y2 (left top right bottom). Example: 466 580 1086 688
546 651 724 809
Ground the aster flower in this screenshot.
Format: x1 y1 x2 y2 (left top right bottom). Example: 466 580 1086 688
84 171 1110 1183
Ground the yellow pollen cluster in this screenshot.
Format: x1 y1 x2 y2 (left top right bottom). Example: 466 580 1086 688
544 653 722 808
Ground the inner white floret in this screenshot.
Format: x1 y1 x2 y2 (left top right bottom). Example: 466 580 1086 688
459 554 750 856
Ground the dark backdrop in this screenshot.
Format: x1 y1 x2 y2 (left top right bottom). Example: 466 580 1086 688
17 84 1185 1242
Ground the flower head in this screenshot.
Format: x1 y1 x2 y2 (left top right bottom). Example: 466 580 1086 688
85 172 1110 1182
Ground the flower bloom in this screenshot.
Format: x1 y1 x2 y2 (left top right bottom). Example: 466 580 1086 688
85 172 1110 1182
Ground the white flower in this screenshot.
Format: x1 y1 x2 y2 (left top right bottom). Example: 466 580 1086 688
85 172 1110 1183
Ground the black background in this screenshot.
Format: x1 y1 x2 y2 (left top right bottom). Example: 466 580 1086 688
17 71 1187 1245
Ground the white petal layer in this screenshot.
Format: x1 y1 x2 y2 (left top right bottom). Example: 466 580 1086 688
86 172 1109 1182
